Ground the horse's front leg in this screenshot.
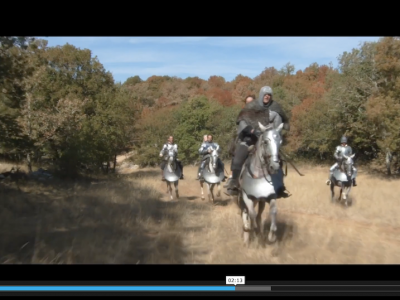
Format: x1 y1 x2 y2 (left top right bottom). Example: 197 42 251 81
174 181 179 199
167 182 173 200
343 185 351 206
242 192 256 247
217 182 221 197
207 183 213 203
211 183 217 203
268 198 277 243
330 183 335 203
200 181 205 200
241 206 251 247
166 181 169 194
257 200 266 243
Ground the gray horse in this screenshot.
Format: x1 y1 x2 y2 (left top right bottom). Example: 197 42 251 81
235 121 284 247
199 148 225 203
386 148 399 175
163 148 181 200
326 153 356 206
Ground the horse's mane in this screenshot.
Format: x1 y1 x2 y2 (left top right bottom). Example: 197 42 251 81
245 130 270 178
236 101 270 128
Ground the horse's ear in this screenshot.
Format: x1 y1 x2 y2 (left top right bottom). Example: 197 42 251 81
276 123 284 133
258 122 268 132
350 154 355 158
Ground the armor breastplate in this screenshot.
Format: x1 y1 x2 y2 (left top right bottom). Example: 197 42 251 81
163 144 176 159
336 145 352 158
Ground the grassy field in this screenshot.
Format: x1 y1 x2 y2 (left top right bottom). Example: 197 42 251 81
1 158 400 264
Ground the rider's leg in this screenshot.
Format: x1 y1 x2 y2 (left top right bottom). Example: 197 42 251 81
224 157 234 187
276 167 290 198
160 161 166 181
197 164 201 178
352 166 357 186
196 160 206 180
225 143 249 195
326 162 338 184
276 156 289 197
218 158 227 181
178 160 184 179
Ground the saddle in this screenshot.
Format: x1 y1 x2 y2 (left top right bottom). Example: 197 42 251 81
206 157 223 174
243 146 261 179
167 159 178 172
338 162 345 173
201 154 211 161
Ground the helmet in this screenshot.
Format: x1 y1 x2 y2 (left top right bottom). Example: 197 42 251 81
260 86 273 96
340 136 347 143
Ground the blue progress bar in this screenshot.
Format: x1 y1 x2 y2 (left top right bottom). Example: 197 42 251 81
0 286 235 291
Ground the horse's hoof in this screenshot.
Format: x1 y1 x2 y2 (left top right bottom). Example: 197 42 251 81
243 231 250 247
268 231 277 243
271 246 279 257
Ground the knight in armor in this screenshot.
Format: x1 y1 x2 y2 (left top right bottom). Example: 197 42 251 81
326 136 357 186
225 86 290 197
196 135 209 177
159 136 184 181
196 134 226 181
225 95 255 188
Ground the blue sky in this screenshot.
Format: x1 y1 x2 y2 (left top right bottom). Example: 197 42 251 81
42 37 382 84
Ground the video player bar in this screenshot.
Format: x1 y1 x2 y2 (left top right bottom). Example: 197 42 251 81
1 286 234 291
1 285 400 292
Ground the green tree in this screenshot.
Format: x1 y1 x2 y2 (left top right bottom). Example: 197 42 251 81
172 96 218 164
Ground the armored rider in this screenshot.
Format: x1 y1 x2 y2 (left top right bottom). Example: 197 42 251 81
225 95 255 188
225 85 290 197
326 136 357 186
196 134 226 181
159 135 184 181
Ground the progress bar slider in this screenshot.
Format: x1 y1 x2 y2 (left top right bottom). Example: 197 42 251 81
0 286 238 291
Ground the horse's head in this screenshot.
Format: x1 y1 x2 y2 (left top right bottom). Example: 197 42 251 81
342 153 355 177
210 148 218 170
166 149 176 165
258 121 283 174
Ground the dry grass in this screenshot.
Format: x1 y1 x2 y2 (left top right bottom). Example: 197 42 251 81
1 159 400 264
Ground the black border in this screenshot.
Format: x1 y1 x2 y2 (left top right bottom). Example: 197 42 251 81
0 265 399 281
4 16 391 37
4 0 397 37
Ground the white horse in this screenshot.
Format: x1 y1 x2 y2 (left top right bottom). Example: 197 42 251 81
163 149 180 200
237 122 284 247
199 148 225 203
327 153 356 206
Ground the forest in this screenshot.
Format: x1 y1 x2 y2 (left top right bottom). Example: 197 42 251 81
1 36 399 176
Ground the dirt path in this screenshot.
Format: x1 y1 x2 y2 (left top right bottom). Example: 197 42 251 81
127 162 400 264
2 154 399 264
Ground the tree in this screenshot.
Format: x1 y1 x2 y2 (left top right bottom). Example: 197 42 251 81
172 96 218 164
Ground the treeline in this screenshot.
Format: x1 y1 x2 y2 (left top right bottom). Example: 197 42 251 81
1 36 399 175
0 37 136 176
